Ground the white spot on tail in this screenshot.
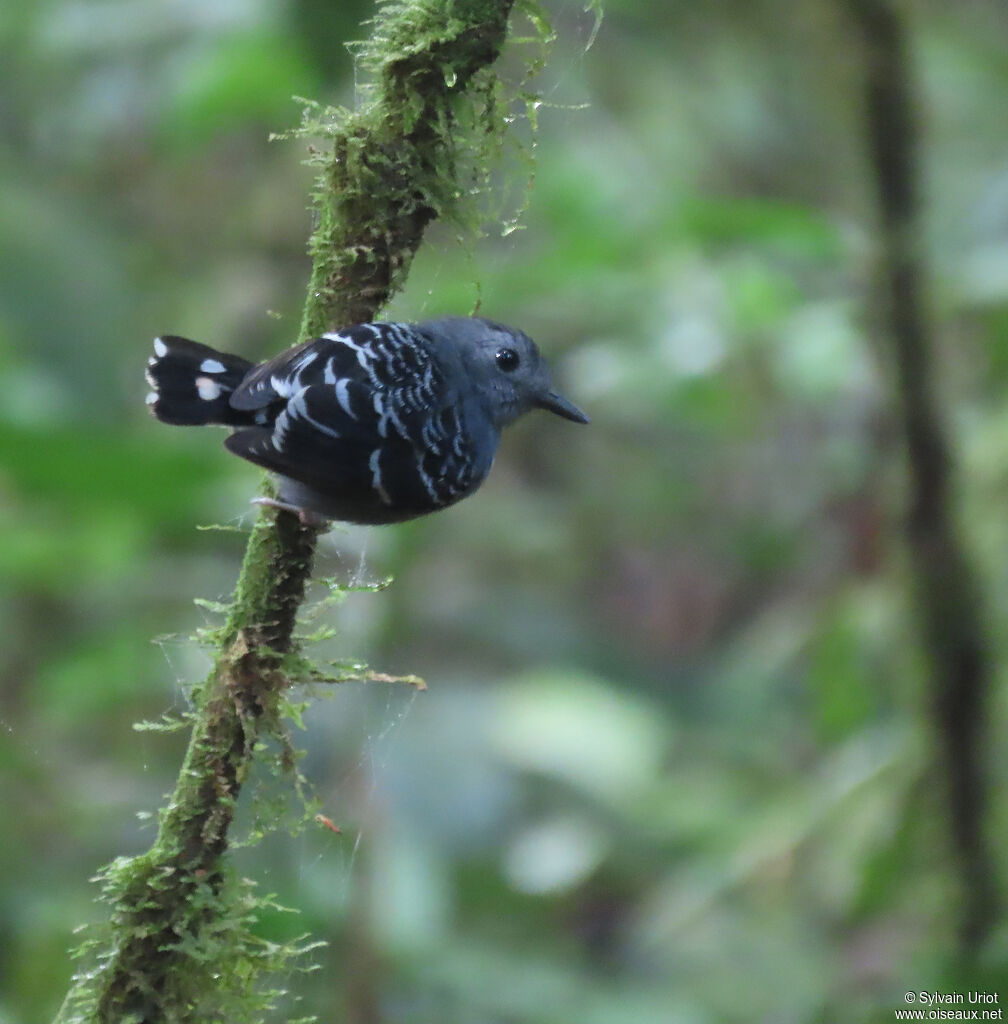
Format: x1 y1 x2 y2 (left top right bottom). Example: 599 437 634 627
195 376 222 401
199 358 226 374
153 337 168 358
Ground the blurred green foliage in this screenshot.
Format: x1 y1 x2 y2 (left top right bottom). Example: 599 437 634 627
2 1 1008 1021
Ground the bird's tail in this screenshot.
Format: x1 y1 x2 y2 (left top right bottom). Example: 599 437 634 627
145 336 257 426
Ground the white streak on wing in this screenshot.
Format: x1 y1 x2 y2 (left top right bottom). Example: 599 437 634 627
195 376 222 401
324 357 337 386
373 339 393 365
272 409 290 448
387 323 410 346
289 387 342 439
294 350 318 374
322 333 380 387
200 358 226 374
369 448 392 505
352 346 379 384
262 352 317 403
388 406 410 441
373 393 387 438
382 388 411 441
415 457 441 505
145 392 158 405
153 337 168 358
334 378 358 420
275 350 318 397
421 418 443 455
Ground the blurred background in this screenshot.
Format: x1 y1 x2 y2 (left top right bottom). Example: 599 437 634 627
2 0 1008 1021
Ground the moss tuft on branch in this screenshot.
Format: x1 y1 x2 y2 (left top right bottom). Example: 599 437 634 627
295 0 531 335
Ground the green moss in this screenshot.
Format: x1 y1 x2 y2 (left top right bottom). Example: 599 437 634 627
59 859 323 1024
289 0 554 335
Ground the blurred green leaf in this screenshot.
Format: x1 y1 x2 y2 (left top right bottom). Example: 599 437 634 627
159 32 321 149
0 422 231 525
490 670 671 804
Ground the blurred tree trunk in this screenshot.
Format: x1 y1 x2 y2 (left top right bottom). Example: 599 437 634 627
847 0 997 951
53 2 517 1021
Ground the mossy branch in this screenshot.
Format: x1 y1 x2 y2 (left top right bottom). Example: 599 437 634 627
55 2 519 1020
300 0 518 334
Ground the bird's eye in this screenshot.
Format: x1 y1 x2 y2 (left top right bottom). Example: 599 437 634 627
496 347 520 372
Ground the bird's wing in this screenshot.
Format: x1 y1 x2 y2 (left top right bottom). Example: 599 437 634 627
226 381 384 493
226 379 486 513
230 324 431 412
226 324 492 512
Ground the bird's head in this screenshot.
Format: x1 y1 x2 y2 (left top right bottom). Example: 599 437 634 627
424 316 589 430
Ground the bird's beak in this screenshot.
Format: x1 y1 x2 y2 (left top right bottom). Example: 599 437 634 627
536 390 590 424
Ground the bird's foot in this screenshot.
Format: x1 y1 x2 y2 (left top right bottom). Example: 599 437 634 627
252 496 330 529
